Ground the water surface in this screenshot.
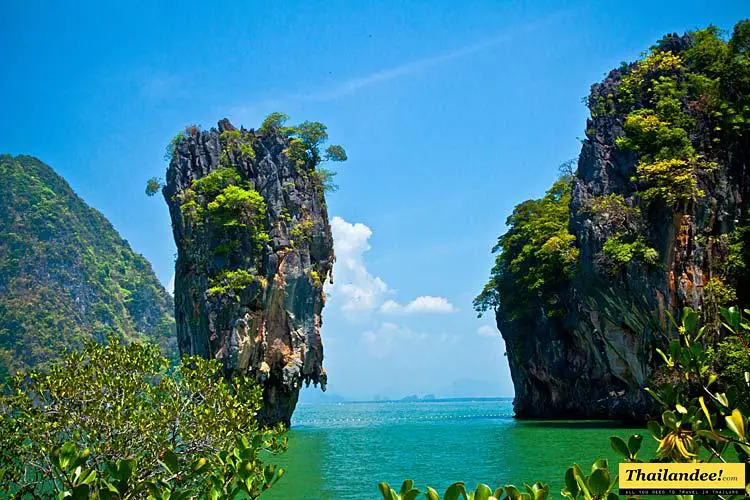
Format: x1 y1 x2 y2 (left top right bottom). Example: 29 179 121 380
265 399 652 499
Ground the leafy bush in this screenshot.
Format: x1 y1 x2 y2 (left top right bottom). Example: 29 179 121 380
325 144 348 162
258 112 290 135
164 131 188 162
206 185 267 230
601 233 659 267
474 176 578 320
289 218 314 246
313 167 339 193
610 23 750 208
271 116 348 192
144 177 162 196
220 129 256 163
177 167 269 246
207 268 266 299
0 337 286 498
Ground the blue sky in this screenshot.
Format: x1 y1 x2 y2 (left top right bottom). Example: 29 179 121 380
1 1 746 400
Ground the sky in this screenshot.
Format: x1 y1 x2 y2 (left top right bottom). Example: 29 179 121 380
1 1 746 400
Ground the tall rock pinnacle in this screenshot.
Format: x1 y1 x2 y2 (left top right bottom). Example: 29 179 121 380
163 117 339 425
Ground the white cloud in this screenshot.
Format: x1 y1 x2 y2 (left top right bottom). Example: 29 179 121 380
379 296 457 315
328 216 389 314
476 325 497 337
360 322 437 358
328 216 458 321
166 274 175 295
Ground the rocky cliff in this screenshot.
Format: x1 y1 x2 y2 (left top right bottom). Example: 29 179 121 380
0 155 176 378
163 116 341 426
478 22 749 420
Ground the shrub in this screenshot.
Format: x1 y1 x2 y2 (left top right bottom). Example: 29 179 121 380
207 268 266 299
325 144 348 162
177 167 269 246
313 168 339 193
289 218 314 246
0 337 286 498
601 233 659 267
220 129 256 162
164 131 188 162
144 177 162 197
259 112 289 135
206 184 267 230
474 175 578 320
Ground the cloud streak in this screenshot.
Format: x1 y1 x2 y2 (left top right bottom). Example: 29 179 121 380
229 10 569 114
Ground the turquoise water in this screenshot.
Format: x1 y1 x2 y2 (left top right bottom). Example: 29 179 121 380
264 399 654 499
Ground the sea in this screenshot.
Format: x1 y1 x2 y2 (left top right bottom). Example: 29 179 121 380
263 398 653 499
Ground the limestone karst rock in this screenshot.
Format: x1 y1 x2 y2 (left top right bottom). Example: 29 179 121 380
482 24 749 421
163 118 336 426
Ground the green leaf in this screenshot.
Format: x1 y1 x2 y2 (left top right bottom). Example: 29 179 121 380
503 485 522 500
644 387 665 406
627 434 643 456
70 484 91 500
609 436 630 458
588 468 611 497
662 410 679 430
474 484 493 500
726 409 746 440
655 348 673 366
591 459 608 472
426 486 440 500
721 306 740 333
401 480 415 496
682 307 699 333
444 482 468 500
378 483 395 500
59 442 78 472
564 468 579 498
79 468 97 486
160 449 179 475
696 429 729 442
403 489 422 500
647 420 663 438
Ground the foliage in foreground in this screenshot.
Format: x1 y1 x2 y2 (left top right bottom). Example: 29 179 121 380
0 337 286 498
381 305 750 499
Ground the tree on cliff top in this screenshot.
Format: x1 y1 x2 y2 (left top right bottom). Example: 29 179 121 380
474 174 578 321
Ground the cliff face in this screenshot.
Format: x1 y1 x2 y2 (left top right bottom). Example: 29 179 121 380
163 118 336 426
0 155 176 378
486 25 749 420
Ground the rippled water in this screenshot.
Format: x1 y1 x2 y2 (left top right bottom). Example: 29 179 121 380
263 399 652 499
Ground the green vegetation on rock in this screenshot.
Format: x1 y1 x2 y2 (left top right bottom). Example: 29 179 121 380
207 268 266 299
178 166 269 248
473 175 578 320
0 155 176 376
611 24 750 208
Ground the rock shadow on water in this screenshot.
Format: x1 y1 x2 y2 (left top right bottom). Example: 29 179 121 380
517 419 644 430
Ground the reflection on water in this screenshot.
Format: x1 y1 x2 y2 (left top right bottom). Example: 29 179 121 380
264 400 653 500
